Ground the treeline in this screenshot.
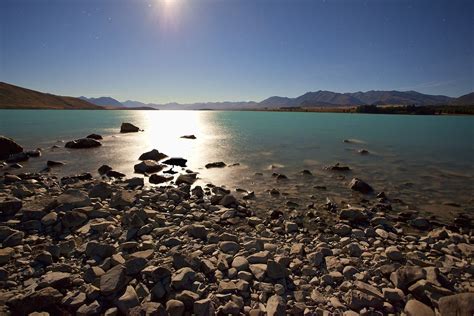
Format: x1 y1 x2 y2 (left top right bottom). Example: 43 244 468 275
355 105 474 115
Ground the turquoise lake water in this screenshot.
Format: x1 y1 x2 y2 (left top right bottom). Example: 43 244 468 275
1 110 473 220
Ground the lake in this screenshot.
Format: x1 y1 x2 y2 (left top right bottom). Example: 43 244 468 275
1 110 473 222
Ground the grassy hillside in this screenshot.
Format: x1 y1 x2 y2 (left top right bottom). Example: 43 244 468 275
0 82 102 109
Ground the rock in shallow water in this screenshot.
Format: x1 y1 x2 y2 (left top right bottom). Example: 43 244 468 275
349 177 374 194
0 136 23 160
65 138 102 149
120 122 140 133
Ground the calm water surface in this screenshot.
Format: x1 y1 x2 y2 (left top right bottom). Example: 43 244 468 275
1 110 473 221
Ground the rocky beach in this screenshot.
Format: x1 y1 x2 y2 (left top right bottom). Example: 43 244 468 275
0 125 473 316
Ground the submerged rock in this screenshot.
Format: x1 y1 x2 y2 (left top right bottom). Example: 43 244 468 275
65 138 102 149
349 177 374 194
326 163 351 171
205 162 226 168
0 136 23 160
134 160 164 174
149 174 173 184
120 122 140 133
86 133 103 140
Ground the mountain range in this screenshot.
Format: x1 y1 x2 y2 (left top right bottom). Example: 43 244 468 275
1 81 473 110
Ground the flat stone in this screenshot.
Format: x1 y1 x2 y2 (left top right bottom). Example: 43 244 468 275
438 293 474 316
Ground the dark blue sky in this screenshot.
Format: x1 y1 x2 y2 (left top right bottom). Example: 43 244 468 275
1 0 472 103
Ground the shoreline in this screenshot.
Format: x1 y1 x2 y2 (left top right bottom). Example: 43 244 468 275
1 144 473 314
1 106 473 116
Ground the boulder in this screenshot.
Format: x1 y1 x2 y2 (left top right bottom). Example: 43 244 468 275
404 299 434 316
120 123 140 133
339 207 368 222
349 178 374 194
139 149 167 161
266 295 286 316
176 173 197 185
0 196 22 216
166 300 185 316
100 264 129 295
98 164 113 175
162 157 187 167
438 293 474 316
61 210 88 228
390 266 426 291
65 138 102 149
134 160 164 174
116 286 139 314
0 136 23 160
171 267 196 291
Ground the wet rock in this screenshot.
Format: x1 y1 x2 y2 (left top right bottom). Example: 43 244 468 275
409 217 431 230
65 138 102 149
205 162 226 168
139 149 168 161
219 194 237 207
107 170 126 178
181 135 196 139
404 299 434 316
339 207 368 222
110 190 135 208
98 164 113 175
176 173 197 185
326 163 351 171
89 182 113 199
134 160 164 174
349 178 374 194
149 174 173 184
6 152 29 163
47 160 64 167
162 157 187 167
56 189 91 210
120 123 140 133
125 177 144 187
86 133 103 140
0 136 23 160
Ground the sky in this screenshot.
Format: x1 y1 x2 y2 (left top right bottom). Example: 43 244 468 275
1 0 473 103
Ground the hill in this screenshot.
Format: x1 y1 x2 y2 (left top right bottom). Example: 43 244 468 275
259 90 456 108
451 92 474 106
79 96 124 107
0 82 101 109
